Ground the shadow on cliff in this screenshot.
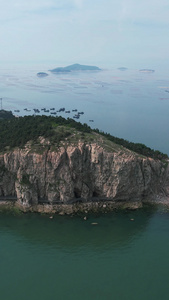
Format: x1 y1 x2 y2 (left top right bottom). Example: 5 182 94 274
0 205 159 252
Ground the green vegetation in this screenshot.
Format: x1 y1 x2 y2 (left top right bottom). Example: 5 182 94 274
0 115 91 152
0 115 167 160
94 129 168 160
0 110 14 120
0 205 22 215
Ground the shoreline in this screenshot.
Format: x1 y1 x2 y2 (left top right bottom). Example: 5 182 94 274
0 197 169 215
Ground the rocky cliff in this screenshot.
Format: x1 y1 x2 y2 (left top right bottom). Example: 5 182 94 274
0 138 169 212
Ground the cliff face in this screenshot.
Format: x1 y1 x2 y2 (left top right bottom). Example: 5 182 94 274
0 142 169 208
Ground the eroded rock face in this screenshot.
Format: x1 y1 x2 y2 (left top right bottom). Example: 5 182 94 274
0 142 169 207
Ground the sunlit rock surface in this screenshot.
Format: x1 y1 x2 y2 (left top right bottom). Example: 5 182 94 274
0 139 169 212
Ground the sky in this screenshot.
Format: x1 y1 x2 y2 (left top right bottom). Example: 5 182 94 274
1 0 169 69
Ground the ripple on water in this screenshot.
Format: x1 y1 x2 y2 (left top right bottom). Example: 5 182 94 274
0 207 169 299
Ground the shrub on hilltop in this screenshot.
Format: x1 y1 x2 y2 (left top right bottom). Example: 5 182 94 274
0 115 167 160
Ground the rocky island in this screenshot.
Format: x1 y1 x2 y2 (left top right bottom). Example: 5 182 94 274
0 115 168 214
49 63 101 73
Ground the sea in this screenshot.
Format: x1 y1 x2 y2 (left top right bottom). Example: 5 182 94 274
0 64 169 299
0 64 169 155
1 206 169 300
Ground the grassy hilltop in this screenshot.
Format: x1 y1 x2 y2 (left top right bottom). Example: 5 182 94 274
0 114 167 160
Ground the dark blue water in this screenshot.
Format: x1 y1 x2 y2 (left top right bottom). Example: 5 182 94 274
0 206 169 299
1 66 169 154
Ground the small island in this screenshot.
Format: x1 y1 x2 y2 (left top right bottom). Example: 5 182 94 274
49 63 101 73
37 72 49 77
139 69 155 73
118 67 128 71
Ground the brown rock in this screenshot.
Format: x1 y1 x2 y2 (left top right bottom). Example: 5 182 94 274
0 142 169 212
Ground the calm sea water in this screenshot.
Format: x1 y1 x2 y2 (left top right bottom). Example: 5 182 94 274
0 65 169 154
0 206 169 300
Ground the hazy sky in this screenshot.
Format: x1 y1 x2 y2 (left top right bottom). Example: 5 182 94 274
1 0 169 68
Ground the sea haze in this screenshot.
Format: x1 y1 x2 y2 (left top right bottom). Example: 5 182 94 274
0 65 169 155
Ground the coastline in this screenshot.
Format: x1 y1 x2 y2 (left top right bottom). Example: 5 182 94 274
0 197 169 215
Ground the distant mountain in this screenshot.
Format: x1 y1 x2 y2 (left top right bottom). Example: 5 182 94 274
49 63 101 73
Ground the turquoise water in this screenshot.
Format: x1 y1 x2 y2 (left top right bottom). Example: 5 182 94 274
1 207 169 300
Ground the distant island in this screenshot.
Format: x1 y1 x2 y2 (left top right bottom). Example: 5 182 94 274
49 63 101 73
37 72 49 77
139 69 155 73
118 67 128 71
